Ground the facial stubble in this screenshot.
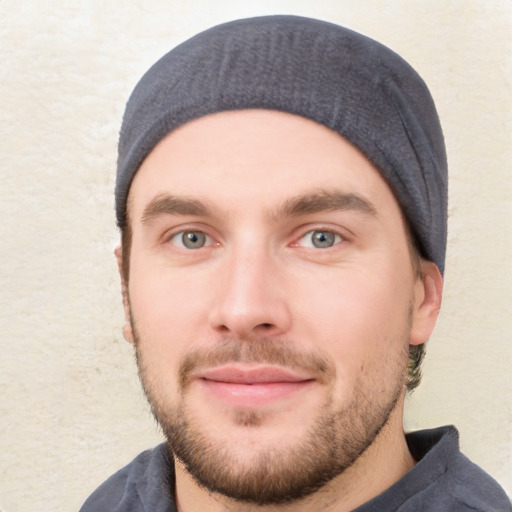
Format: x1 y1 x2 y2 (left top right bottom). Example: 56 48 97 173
131 315 410 506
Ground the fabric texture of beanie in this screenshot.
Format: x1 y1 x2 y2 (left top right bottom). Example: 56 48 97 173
116 15 448 274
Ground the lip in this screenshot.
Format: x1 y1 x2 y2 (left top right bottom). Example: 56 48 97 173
194 365 315 407
198 365 312 384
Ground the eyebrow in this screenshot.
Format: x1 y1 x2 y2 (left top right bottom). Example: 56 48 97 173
141 195 213 224
140 189 377 225
271 190 377 220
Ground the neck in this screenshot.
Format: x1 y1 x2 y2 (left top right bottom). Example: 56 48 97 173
173 398 414 512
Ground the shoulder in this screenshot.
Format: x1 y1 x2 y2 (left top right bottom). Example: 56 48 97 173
405 426 511 512
444 450 511 511
357 426 510 512
78 443 176 512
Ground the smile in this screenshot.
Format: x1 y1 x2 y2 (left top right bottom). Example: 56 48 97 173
195 365 316 407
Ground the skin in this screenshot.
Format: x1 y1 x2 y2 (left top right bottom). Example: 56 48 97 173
117 110 443 512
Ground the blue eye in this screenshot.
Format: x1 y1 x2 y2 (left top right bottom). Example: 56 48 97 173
299 230 342 249
171 231 211 249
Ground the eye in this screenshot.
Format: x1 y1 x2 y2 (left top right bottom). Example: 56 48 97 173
170 230 212 249
298 230 343 249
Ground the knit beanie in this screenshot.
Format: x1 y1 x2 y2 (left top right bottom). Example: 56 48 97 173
116 15 448 273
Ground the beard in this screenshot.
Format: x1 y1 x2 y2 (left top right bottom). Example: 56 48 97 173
132 319 409 506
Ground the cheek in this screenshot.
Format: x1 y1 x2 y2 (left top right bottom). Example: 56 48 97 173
129 249 209 323
297 264 411 328
293 266 413 374
127 263 213 382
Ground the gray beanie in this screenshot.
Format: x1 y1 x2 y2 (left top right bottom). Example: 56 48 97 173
116 15 448 273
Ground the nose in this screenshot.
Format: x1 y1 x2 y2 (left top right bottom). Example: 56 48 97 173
208 243 292 340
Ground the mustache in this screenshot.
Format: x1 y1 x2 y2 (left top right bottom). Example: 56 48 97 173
178 338 335 390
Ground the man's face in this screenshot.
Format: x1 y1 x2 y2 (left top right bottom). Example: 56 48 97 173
121 110 432 504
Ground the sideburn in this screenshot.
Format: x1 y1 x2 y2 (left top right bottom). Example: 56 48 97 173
120 222 132 284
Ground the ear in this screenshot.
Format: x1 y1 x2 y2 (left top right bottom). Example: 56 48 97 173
115 245 135 345
409 260 443 346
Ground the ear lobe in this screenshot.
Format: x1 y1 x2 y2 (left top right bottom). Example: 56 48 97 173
114 245 135 345
410 261 443 346
122 323 135 345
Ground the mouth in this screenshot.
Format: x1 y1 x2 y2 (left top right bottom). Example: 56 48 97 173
194 365 316 407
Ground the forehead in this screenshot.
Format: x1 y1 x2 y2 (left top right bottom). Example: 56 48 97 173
127 110 402 221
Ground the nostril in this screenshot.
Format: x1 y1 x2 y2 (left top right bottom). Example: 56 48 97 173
259 323 273 329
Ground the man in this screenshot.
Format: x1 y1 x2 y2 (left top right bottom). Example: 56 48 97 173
80 15 511 512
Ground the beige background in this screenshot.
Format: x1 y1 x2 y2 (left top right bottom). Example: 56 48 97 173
1 1 511 510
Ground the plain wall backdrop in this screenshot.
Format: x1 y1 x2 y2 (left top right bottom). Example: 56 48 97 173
1 1 511 510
